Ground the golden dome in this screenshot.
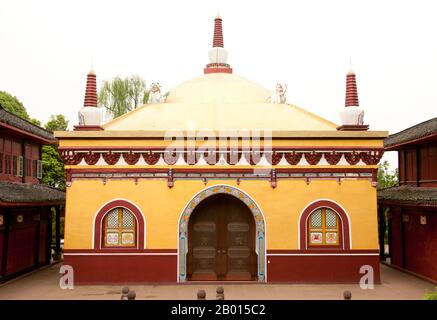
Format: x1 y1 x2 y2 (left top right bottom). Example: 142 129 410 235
166 73 271 104
102 73 338 132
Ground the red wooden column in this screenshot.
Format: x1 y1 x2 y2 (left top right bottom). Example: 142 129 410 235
46 206 53 264
0 210 10 280
54 205 62 260
34 208 41 267
378 205 387 261
400 207 406 269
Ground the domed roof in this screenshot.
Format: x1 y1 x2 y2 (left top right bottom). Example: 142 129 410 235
102 73 338 132
166 73 271 104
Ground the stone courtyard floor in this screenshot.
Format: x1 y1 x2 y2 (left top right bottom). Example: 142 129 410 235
0 263 435 300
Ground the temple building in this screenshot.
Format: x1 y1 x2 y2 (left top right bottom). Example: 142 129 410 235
56 16 388 283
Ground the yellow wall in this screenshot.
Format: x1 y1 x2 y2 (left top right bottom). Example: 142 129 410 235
65 178 378 250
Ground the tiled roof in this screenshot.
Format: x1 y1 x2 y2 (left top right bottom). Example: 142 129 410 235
378 185 437 207
0 106 56 143
384 117 437 149
0 181 65 204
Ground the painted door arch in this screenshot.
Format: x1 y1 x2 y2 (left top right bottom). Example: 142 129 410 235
178 185 266 282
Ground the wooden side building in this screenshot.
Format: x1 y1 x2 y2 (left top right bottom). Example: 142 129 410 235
378 117 437 283
0 106 65 282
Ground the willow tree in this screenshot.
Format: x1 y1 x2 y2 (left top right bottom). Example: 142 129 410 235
98 75 148 119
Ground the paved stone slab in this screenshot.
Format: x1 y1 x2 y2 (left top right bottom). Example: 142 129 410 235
0 263 434 300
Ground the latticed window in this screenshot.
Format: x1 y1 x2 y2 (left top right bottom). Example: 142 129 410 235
103 207 136 247
308 208 341 247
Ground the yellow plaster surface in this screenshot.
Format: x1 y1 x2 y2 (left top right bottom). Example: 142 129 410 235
65 178 378 251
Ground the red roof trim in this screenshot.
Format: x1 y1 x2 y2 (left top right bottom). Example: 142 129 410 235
385 132 437 150
0 122 56 144
0 200 64 207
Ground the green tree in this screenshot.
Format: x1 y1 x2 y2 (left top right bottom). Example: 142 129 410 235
0 91 43 126
377 160 399 189
45 114 68 131
142 89 150 105
0 91 30 119
129 75 147 110
30 118 42 126
98 75 148 118
42 114 69 190
42 144 66 189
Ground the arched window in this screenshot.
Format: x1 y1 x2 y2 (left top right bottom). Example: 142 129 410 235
308 208 341 247
299 200 351 250
103 207 136 247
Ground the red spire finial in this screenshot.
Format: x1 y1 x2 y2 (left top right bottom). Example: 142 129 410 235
345 69 359 107
204 15 232 74
213 16 224 48
83 69 98 107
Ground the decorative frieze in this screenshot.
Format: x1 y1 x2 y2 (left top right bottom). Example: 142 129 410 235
324 152 343 165
142 151 160 165
304 151 323 165
102 152 121 165
59 148 384 167
225 150 242 165
163 151 179 165
344 152 361 165
359 151 384 165
268 152 283 165
203 150 220 165
284 152 302 165
63 152 84 165
122 152 141 165
244 150 263 165
84 152 100 165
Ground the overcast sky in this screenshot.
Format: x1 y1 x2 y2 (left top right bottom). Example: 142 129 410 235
1 0 437 168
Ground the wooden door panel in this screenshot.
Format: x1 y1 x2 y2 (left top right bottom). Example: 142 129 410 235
191 245 217 280
226 247 251 280
7 225 37 274
190 207 218 280
225 220 252 280
188 194 257 281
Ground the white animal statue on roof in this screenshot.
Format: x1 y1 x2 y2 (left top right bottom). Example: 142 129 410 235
269 83 288 104
148 82 166 104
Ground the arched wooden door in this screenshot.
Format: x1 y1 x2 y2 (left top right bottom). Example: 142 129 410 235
187 194 257 281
